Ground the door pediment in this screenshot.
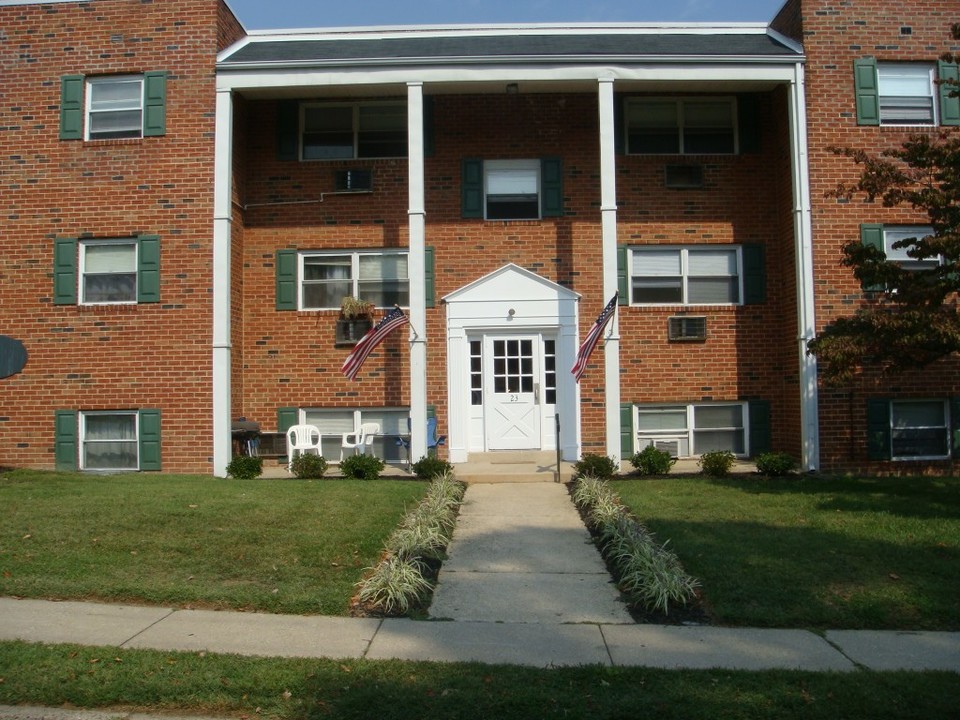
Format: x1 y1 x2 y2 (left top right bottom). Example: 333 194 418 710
443 263 579 306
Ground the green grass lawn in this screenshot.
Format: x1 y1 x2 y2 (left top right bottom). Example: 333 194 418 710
613 474 960 630
1 641 957 720
0 469 427 615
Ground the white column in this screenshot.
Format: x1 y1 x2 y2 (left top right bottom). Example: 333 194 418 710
407 82 428 462
598 78 622 463
788 63 820 471
212 88 234 477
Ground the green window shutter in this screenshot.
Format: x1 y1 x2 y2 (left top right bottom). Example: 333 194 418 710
137 235 161 303
461 158 483 218
614 93 626 155
860 223 885 292
138 409 162 471
277 407 298 434
277 100 299 161
142 71 167 137
866 398 891 461
54 410 78 471
748 399 771 456
951 397 960 460
619 403 635 460
854 57 880 126
424 245 436 308
275 249 297 310
737 94 761 154
59 75 84 140
937 60 960 127
541 157 564 217
742 244 766 305
617 246 629 305
53 237 77 305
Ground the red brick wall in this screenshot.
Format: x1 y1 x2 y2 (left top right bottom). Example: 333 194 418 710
0 0 223 472
799 0 960 472
234 90 800 457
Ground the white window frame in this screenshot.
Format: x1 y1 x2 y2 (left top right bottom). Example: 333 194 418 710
625 97 738 155
298 249 409 311
79 239 138 305
300 101 407 161
85 75 144 141
877 63 937 126
890 399 950 461
635 402 748 458
80 411 139 471
301 407 409 464
483 159 542 221
629 245 743 306
883 225 942 270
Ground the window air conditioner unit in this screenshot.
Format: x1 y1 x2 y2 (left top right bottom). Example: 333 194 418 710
638 436 683 458
668 316 707 341
335 169 373 192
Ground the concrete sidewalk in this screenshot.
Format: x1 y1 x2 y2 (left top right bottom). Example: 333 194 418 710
2 596 959 672
428 482 633 623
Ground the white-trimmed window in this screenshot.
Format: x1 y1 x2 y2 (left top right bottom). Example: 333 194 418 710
80 240 137 304
80 411 138 470
484 160 541 220
883 225 941 270
636 403 746 457
86 75 144 140
878 63 936 126
302 408 408 463
300 250 408 310
891 400 949 460
626 98 736 154
630 246 741 305
301 102 407 160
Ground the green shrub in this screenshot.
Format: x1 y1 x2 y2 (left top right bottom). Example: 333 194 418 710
755 451 797 477
290 453 327 479
340 453 386 480
411 455 453 480
225 455 263 480
573 453 618 479
699 450 735 478
629 445 676 476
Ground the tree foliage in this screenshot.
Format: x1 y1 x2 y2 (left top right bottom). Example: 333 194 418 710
807 131 960 384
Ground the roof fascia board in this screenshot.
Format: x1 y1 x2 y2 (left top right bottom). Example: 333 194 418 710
242 22 773 41
216 62 799 92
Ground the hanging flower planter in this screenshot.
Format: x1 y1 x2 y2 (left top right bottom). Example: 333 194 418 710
336 297 375 346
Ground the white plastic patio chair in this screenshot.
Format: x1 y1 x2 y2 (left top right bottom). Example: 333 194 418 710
340 422 380 460
286 424 321 471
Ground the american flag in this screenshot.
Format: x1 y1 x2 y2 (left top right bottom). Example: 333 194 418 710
341 306 410 381
571 292 618 382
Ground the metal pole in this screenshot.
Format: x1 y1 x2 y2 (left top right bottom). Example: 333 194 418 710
555 414 562 483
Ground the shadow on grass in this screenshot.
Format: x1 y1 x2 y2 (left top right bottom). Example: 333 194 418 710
642 518 959 630
701 475 960 520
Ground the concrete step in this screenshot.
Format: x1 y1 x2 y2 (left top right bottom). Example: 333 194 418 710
455 451 574 484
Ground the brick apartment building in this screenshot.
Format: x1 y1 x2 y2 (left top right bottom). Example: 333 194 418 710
0 0 956 476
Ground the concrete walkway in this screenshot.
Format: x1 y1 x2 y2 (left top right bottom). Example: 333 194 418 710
2 596 959 671
429 482 633 623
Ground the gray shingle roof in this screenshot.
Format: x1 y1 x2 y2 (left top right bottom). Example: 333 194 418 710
220 31 800 67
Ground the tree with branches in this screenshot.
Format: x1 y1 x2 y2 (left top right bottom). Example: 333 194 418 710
807 27 960 383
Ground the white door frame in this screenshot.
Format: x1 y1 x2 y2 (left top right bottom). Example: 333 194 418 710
443 264 580 463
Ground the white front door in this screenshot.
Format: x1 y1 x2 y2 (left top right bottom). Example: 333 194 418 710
486 335 541 450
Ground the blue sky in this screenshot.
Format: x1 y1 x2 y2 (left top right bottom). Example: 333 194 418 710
227 0 788 31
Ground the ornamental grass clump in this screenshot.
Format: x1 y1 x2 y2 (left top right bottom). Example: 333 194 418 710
571 474 699 616
355 471 465 615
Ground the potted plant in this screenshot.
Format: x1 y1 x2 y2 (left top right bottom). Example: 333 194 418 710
336 296 375 345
